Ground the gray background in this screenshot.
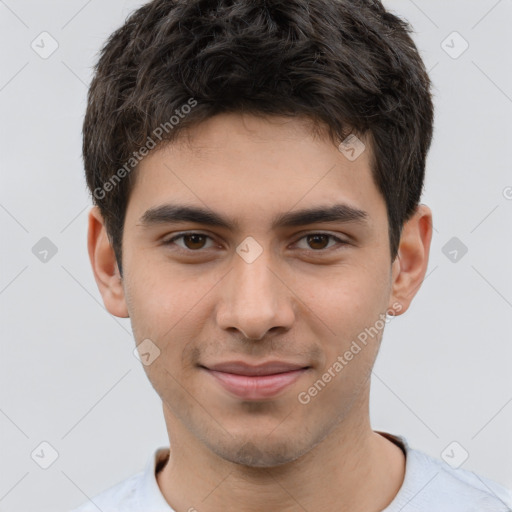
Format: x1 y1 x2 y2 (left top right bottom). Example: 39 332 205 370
0 1 511 511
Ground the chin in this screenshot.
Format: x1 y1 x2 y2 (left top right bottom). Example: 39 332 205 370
206 434 313 468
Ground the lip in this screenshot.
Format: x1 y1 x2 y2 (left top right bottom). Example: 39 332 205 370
201 361 310 400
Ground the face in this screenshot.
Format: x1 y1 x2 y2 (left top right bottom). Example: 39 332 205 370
91 113 428 468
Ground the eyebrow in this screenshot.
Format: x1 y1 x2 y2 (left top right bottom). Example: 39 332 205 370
138 203 368 231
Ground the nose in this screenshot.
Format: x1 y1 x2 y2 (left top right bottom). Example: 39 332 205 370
215 244 296 341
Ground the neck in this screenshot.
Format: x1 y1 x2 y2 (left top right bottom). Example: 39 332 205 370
156 405 405 512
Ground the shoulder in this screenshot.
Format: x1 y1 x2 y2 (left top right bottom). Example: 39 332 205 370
378 432 512 511
69 471 144 512
69 447 171 512
391 441 512 511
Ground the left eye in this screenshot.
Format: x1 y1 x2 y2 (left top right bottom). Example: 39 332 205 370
294 233 346 251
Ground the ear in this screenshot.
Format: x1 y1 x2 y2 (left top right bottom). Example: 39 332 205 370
87 206 129 318
388 204 433 315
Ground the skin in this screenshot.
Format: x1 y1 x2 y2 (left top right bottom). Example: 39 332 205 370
88 113 432 512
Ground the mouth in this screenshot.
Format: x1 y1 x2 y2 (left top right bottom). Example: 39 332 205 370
200 361 311 400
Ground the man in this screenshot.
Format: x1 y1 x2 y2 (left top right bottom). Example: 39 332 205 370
73 0 512 510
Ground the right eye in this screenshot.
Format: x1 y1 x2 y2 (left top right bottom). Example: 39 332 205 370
163 232 217 252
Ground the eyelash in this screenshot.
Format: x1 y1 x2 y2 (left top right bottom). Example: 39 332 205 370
163 232 348 254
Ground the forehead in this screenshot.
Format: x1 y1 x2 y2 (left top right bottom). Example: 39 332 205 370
128 113 385 228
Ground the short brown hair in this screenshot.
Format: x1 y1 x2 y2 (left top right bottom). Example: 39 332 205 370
83 0 434 274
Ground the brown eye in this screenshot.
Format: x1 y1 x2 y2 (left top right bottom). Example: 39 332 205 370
294 233 347 252
182 234 207 250
306 234 330 250
165 233 215 251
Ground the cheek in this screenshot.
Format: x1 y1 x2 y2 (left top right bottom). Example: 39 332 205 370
291 262 392 394
127 276 206 409
124 267 216 384
296 262 391 331
124 262 205 340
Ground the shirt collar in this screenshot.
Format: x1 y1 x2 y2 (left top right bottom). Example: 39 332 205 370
137 446 174 511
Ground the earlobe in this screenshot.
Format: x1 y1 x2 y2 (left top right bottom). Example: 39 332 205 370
388 204 433 315
87 206 129 318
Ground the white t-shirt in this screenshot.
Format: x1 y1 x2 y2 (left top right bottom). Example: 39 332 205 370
70 433 512 511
